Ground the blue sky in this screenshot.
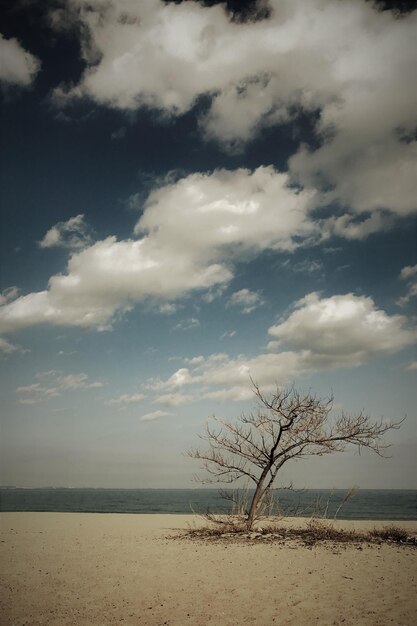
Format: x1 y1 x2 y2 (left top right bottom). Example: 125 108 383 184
1 0 416 489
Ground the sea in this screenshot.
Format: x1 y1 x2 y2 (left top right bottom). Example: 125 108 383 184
0 488 416 520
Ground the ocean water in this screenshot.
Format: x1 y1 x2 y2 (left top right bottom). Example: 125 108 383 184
0 488 416 520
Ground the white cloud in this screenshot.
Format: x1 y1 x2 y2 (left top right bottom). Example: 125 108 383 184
16 382 60 405
398 264 417 306
0 33 40 86
15 371 104 404
54 0 417 219
268 292 417 368
291 259 323 275
146 292 417 401
173 318 200 331
147 367 195 391
0 287 19 305
153 392 194 407
140 410 171 422
190 352 229 368
106 392 146 406
153 351 303 402
0 337 18 354
220 330 237 340
400 265 417 281
52 0 245 112
39 214 92 250
405 361 417 372
136 167 315 255
0 292 22 353
184 355 205 366
199 352 302 390
0 166 314 338
227 288 265 314
56 373 104 390
203 386 258 402
321 212 394 242
158 303 177 315
201 284 227 303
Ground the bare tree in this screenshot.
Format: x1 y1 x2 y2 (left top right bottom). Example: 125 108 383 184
188 383 403 530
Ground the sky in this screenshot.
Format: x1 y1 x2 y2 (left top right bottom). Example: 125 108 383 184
0 0 416 490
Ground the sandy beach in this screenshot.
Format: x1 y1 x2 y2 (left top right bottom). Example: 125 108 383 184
1 513 416 626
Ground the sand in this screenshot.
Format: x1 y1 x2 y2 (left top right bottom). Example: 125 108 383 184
1 513 416 626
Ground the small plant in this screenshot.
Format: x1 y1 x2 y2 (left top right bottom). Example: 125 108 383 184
304 518 362 544
369 525 410 543
333 485 359 520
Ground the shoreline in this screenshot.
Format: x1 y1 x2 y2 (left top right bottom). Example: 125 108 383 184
1 510 417 525
1 513 416 625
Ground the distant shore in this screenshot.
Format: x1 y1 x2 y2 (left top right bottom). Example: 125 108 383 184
1 513 416 625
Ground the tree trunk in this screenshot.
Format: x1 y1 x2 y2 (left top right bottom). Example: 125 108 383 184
246 467 271 530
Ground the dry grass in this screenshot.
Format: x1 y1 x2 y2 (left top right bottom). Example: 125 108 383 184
179 518 417 547
369 524 411 543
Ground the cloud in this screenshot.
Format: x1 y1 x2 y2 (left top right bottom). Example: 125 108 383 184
227 288 265 314
0 33 40 86
39 214 92 250
15 371 104 404
52 0 247 112
321 212 394 242
153 392 194 407
56 373 104 390
111 126 126 140
184 355 205 366
0 291 21 352
400 265 417 281
147 367 195 391
0 337 18 354
268 292 417 368
405 361 417 372
106 392 146 406
140 410 171 422
201 284 227 304
199 352 303 397
158 303 177 315
147 292 417 401
0 166 314 338
291 259 323 275
398 264 417 306
152 351 303 402
203 386 255 402
136 167 315 255
173 318 200 331
0 287 19 305
53 0 417 219
220 330 237 340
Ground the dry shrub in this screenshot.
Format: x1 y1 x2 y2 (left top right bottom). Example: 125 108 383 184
304 518 363 543
180 518 416 547
369 525 411 543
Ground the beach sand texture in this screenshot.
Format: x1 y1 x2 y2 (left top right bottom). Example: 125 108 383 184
1 513 416 626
